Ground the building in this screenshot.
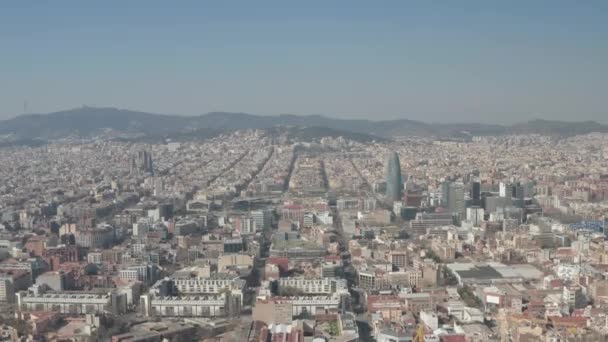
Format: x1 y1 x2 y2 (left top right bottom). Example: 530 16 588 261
358 269 376 290
131 150 154 175
402 293 433 313
446 263 544 286
239 217 257 235
409 212 454 236
277 278 347 295
322 261 341 278
75 225 115 249
445 300 466 320
385 151 403 204
466 207 484 227
87 252 102 264
118 264 160 285
139 291 241 318
174 220 198 236
36 271 67 292
0 240 10 261
268 323 304 342
218 254 253 271
337 198 361 211
112 322 196 342
529 220 555 248
0 260 44 280
420 310 439 330
264 263 280 281
43 246 81 271
0 275 15 303
0 271 32 303
443 181 465 218
302 212 314 228
390 251 408 268
256 294 343 317
421 260 440 287
132 218 152 238
251 209 273 231
484 196 512 214
470 181 481 206
269 235 326 261
388 268 422 288
252 299 293 325
157 276 246 297
17 291 125 314
563 285 586 309
224 238 244 253
376 326 413 342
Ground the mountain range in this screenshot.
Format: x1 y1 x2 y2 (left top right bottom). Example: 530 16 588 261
0 107 607 141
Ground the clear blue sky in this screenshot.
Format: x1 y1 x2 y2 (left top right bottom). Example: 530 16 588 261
1 1 607 123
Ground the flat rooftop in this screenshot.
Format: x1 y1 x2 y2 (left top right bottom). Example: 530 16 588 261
447 262 544 282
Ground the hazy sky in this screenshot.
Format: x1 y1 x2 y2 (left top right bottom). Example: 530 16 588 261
1 1 607 123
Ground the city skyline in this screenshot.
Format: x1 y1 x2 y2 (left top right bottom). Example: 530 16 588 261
1 118 608 340
2 2 608 340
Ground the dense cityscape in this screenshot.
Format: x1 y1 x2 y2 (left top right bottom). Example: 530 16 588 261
2 0 608 340
0 129 607 341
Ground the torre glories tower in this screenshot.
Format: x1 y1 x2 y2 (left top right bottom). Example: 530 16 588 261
385 151 403 204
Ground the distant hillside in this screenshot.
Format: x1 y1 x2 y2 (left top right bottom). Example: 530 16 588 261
0 107 606 141
509 119 608 136
0 107 191 139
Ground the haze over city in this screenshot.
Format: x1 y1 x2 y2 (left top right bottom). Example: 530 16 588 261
1 1 607 123
2 2 608 342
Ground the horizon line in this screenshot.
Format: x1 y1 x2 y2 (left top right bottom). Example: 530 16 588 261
3 105 606 127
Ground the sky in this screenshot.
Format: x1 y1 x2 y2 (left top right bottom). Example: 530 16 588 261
0 1 607 124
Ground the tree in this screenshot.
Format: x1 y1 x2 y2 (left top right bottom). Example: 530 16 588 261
425 249 441 263
458 286 482 307
443 267 458 286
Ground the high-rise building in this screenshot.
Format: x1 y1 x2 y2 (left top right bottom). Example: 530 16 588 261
385 151 403 204
512 182 526 208
443 181 465 218
466 207 484 226
0 275 15 303
441 181 450 206
499 182 509 198
471 181 481 206
251 209 272 232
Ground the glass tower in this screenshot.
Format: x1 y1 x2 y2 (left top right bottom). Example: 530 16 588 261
385 151 403 203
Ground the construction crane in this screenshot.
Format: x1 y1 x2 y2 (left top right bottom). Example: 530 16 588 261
414 323 425 342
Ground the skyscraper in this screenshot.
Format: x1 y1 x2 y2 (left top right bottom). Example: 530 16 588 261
442 181 465 218
385 151 403 204
441 181 450 206
471 181 481 206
